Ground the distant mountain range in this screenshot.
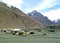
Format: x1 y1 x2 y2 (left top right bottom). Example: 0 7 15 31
53 19 60 25
28 10 55 26
0 2 45 29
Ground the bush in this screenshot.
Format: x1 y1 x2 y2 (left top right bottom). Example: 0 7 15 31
12 32 15 35
11 31 16 35
19 32 23 35
29 32 34 34
48 29 55 32
4 30 6 32
38 29 41 32
42 33 46 35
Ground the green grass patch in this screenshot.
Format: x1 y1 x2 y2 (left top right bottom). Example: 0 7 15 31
0 30 60 43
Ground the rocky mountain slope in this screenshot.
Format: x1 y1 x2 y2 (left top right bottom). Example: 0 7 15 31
28 10 54 26
53 19 60 25
0 2 45 29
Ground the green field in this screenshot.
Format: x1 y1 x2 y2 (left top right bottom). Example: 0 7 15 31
0 30 60 43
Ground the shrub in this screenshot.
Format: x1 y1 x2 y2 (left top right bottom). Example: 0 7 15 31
19 32 23 35
38 29 41 32
29 32 34 34
42 33 46 35
49 29 55 32
11 31 16 35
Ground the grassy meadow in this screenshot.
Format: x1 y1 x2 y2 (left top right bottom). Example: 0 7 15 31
0 29 60 43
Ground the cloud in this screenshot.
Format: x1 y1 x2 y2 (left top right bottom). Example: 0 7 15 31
43 9 60 21
2 0 23 9
1 0 60 21
24 0 59 13
0 0 2 2
24 0 60 21
34 0 57 10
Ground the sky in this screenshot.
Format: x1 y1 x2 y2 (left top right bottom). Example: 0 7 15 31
0 0 60 21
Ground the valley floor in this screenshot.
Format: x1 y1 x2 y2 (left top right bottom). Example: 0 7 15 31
0 29 60 43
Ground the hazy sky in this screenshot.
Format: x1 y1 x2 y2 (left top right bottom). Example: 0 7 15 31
1 0 60 21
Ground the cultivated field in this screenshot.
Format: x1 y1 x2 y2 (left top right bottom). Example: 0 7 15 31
0 29 60 43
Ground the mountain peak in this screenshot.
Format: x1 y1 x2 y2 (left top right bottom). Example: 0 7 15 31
32 10 41 14
32 10 38 13
28 10 43 17
28 10 55 26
